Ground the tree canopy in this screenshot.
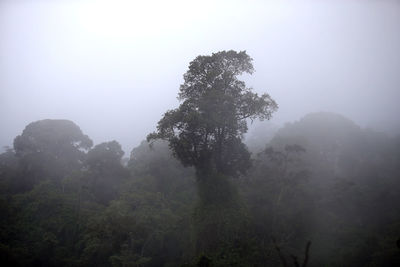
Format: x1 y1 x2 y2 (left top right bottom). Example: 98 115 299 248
86 140 124 172
12 119 93 188
148 50 278 177
84 141 128 204
14 119 92 161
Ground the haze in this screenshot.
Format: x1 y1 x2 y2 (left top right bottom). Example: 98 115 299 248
1 0 399 153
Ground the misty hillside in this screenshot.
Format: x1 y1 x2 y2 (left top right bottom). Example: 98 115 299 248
1 112 399 266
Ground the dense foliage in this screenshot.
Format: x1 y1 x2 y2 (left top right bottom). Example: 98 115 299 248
1 112 399 266
147 50 277 177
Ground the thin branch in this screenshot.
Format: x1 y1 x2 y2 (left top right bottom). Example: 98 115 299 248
302 241 311 267
272 237 288 267
290 254 300 267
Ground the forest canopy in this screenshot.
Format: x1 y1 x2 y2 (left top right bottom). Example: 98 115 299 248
0 50 399 267
1 111 399 266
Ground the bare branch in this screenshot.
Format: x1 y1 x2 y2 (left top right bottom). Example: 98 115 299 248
302 241 311 267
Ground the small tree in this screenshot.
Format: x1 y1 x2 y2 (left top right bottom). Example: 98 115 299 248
148 50 277 178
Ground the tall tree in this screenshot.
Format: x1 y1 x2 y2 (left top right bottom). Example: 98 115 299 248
148 50 278 257
148 50 277 178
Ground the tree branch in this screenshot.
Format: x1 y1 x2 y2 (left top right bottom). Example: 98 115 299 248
272 237 288 267
302 241 311 267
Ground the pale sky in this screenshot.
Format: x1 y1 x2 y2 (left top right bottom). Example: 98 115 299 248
1 0 400 153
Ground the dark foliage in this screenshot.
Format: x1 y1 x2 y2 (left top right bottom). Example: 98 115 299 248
0 71 399 266
147 50 277 177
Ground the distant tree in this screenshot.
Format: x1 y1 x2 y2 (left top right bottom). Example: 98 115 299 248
241 144 312 265
84 141 128 204
14 119 92 159
86 141 124 173
12 119 93 189
147 50 277 178
0 148 20 194
128 140 195 198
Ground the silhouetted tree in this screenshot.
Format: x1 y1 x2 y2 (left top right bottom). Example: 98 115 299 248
148 50 277 258
147 50 277 178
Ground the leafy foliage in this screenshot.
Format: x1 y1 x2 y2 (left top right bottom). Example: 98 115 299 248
11 119 93 192
1 96 399 266
84 141 128 204
148 50 277 177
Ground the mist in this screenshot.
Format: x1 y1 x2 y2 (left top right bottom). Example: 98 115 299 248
1 0 399 153
1 1 400 266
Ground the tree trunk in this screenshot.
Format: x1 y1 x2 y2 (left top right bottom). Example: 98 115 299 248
193 171 248 255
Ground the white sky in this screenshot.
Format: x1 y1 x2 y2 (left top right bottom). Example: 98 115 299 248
1 0 400 153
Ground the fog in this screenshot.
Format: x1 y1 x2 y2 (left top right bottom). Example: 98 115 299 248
2 1 400 265
1 0 400 153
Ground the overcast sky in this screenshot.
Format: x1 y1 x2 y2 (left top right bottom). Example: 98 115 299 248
1 0 399 154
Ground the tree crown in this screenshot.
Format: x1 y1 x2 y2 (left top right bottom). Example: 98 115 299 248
148 50 278 176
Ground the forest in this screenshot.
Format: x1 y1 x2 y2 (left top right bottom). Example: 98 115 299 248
1 51 400 267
